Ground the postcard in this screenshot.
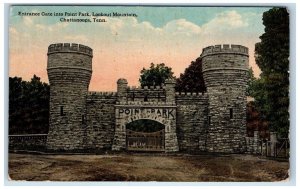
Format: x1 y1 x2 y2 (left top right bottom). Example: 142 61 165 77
8 5 291 182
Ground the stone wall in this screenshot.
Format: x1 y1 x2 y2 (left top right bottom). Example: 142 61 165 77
245 130 260 154
176 92 208 151
86 92 117 150
9 134 47 151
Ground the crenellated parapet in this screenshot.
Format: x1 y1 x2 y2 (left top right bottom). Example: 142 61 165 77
87 91 118 101
128 85 166 90
200 44 248 58
201 44 249 86
88 91 117 96
175 91 207 97
126 86 166 102
48 43 93 57
175 92 208 104
126 85 165 96
47 43 93 75
116 78 169 103
115 100 176 106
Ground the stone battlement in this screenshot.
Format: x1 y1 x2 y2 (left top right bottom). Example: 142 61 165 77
116 101 176 106
200 44 248 58
127 85 165 90
48 43 93 57
175 92 207 97
88 91 117 97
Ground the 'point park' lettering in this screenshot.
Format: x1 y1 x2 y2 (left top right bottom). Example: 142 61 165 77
117 108 175 119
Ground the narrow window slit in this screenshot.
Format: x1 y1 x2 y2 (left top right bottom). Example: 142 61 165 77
60 106 64 116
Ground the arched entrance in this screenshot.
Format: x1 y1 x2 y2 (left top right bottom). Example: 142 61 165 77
126 119 165 151
112 105 179 152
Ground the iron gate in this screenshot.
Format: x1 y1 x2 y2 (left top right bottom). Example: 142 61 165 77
264 138 289 158
126 129 165 152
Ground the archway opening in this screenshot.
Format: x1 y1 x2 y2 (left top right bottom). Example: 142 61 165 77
125 119 165 152
126 119 164 132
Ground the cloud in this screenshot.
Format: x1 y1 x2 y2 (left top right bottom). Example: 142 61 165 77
9 9 263 90
162 19 201 37
106 17 124 34
12 10 250 48
35 24 46 30
204 10 248 29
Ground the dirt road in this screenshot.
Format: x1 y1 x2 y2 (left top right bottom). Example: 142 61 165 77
8 153 289 182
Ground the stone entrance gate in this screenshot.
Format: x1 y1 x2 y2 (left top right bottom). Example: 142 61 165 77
112 103 179 152
45 43 249 154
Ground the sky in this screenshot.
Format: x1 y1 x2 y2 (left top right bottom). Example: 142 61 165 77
9 6 271 91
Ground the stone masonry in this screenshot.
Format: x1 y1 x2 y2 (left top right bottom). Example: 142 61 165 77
201 45 249 153
46 43 92 150
46 43 249 153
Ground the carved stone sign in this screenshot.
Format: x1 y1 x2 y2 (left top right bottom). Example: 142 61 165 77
117 107 175 120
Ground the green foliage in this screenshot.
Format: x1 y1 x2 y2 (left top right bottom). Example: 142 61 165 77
246 101 269 139
252 8 289 137
9 75 50 134
175 58 206 92
246 67 256 97
126 119 165 132
139 63 175 87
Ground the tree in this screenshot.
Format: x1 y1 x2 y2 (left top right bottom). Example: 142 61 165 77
139 63 175 87
253 8 289 137
246 67 256 97
175 58 206 92
9 75 50 134
246 101 269 139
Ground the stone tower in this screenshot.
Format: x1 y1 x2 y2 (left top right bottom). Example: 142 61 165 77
46 43 93 150
201 44 249 153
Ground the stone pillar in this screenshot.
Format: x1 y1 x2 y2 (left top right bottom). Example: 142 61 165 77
164 78 178 152
112 107 126 151
253 130 259 154
270 131 278 157
164 110 179 152
165 78 176 103
113 79 128 151
117 78 128 102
